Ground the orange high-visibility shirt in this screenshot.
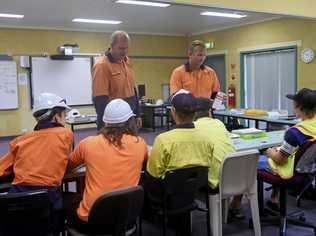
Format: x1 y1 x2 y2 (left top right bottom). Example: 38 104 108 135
0 127 73 186
69 134 148 221
170 64 220 98
92 55 135 99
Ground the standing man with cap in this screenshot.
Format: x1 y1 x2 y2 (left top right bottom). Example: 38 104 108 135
66 99 147 229
170 40 221 99
92 30 140 130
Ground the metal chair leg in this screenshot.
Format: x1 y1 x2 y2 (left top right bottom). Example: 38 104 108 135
205 192 211 236
279 188 287 236
162 207 167 236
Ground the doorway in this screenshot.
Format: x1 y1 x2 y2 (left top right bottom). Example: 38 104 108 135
204 54 226 92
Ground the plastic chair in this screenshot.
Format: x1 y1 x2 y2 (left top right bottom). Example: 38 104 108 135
0 190 52 236
208 149 261 236
67 186 144 236
145 166 210 236
257 140 316 236
0 173 14 193
295 141 316 207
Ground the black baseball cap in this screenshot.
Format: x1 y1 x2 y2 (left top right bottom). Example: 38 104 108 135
195 97 213 111
171 89 197 114
286 88 316 109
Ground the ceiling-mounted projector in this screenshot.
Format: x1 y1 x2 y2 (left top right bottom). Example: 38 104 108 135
57 43 80 55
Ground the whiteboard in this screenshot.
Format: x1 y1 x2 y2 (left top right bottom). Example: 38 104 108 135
31 57 92 106
0 61 18 110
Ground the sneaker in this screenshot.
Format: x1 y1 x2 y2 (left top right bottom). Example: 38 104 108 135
229 208 245 220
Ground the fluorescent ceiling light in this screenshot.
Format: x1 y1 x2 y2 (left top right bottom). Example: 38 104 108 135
116 0 170 7
200 11 247 18
72 18 122 24
0 13 24 19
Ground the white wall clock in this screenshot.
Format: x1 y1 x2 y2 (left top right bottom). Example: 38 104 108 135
301 48 315 63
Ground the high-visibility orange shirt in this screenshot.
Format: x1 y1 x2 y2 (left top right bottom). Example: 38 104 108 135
0 127 73 186
92 54 135 99
69 134 148 221
170 63 220 98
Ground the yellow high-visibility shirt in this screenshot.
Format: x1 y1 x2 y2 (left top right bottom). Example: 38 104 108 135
147 126 213 179
195 117 236 189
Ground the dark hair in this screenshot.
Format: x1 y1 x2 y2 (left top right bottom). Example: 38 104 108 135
33 107 66 123
286 88 316 116
296 102 316 116
99 117 138 148
171 93 197 114
175 111 195 121
194 97 213 120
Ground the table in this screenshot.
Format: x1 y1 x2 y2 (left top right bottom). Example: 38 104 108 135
141 104 170 131
66 115 97 132
62 131 285 194
233 130 284 152
214 110 299 130
63 165 86 194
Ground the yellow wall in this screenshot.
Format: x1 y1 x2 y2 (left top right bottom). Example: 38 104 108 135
175 0 316 18
4 17 316 137
0 28 186 137
189 17 316 106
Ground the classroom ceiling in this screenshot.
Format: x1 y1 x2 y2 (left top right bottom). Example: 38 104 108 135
0 0 281 36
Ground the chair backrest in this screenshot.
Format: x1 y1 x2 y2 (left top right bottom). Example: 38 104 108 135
163 166 208 210
296 140 316 174
88 186 144 229
220 149 259 197
0 190 51 235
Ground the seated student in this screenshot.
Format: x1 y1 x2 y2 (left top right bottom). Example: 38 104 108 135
258 88 316 209
145 90 213 235
194 97 236 189
0 92 73 233
146 89 213 192
66 99 147 230
194 97 244 219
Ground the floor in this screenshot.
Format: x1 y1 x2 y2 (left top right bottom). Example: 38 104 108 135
1 127 316 235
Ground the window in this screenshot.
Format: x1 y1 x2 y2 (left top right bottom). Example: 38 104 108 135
243 48 296 115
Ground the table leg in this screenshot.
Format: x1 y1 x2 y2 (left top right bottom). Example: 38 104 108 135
255 120 259 129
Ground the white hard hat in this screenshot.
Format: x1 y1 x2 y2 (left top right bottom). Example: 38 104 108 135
103 99 135 125
33 92 70 114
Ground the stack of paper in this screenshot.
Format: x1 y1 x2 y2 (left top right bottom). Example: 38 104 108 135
231 128 263 134
228 133 240 139
231 128 266 139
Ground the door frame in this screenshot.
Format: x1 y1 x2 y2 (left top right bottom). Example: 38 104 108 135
206 50 228 92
